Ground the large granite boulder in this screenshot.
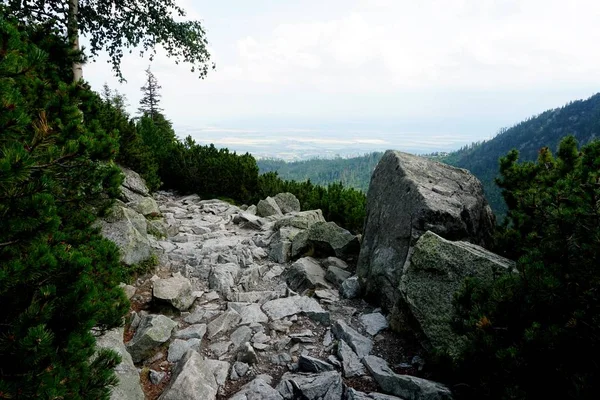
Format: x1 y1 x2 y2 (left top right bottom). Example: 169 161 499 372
357 151 495 311
399 231 515 357
159 350 225 400
291 221 360 260
274 192 301 214
276 371 343 400
257 196 283 217
284 257 330 293
274 210 326 230
120 166 150 203
96 328 144 400
100 203 151 266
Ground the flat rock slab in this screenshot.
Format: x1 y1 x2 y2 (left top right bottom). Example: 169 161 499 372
277 371 344 400
207 310 242 339
298 355 336 373
347 388 405 400
168 338 202 362
359 313 389 336
284 257 330 293
331 319 373 358
363 355 453 400
262 296 330 325
228 302 269 325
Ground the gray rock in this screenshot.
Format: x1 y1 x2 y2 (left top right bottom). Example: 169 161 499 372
230 290 281 304
174 323 207 340
228 302 269 325
357 150 495 311
246 204 258 215
96 327 144 400
273 192 301 214
101 204 151 266
271 353 293 365
322 257 349 270
347 388 404 400
168 338 202 362
126 315 176 363
325 265 352 288
359 313 389 336
231 326 253 348
292 221 360 260
262 296 330 325
276 371 343 400
207 310 242 339
400 231 515 357
257 197 283 217
120 166 150 198
153 272 195 311
298 355 335 373
209 341 233 357
119 283 137 299
341 276 361 299
230 378 283 400
337 339 365 377
362 355 453 400
231 361 250 380
331 319 372 358
158 350 220 400
184 308 220 324
208 263 240 296
237 212 264 230
237 342 259 365
149 370 166 385
148 219 170 238
274 210 326 230
269 240 292 263
284 257 330 292
130 197 160 216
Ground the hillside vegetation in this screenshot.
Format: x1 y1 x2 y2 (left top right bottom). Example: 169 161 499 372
258 152 383 193
443 93 600 216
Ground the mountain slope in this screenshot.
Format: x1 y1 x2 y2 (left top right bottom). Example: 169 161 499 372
443 93 600 217
257 152 384 193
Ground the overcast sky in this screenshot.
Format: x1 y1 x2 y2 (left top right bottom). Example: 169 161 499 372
84 0 600 153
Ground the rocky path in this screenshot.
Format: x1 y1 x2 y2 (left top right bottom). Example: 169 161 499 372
110 189 451 400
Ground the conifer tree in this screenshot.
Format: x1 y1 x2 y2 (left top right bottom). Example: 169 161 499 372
0 16 128 398
138 66 163 120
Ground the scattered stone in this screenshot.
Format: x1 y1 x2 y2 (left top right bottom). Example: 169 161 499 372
149 370 166 386
167 338 202 362
362 355 453 400
152 272 195 311
327 355 341 368
323 330 333 346
276 371 343 400
174 323 207 340
126 315 177 363
271 353 292 365
231 326 253 348
331 319 373 358
273 192 301 214
209 341 233 357
130 196 160 217
269 240 292 263
284 257 330 292
96 327 144 400
314 288 340 303
292 221 360 259
347 388 404 400
237 342 259 365
159 350 222 400
298 355 335 373
207 310 242 339
274 210 326 230
184 308 220 324
325 265 352 287
228 302 269 325
341 276 361 299
322 256 349 270
230 361 250 381
257 196 283 217
338 339 366 377
359 313 389 336
262 296 330 325
119 283 137 299
230 377 283 400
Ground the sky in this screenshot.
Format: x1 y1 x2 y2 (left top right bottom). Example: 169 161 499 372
84 0 600 158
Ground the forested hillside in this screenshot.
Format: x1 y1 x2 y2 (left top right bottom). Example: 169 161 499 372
258 152 383 193
443 93 600 217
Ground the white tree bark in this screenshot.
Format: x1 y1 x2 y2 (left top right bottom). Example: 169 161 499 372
69 0 83 82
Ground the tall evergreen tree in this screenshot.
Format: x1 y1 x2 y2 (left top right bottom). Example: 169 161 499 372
138 66 163 120
0 16 128 398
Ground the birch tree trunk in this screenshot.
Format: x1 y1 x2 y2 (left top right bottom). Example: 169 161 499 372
68 0 83 82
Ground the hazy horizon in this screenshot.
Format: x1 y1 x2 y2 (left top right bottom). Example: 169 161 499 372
82 0 600 160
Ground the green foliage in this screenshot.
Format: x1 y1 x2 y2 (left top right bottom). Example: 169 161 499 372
257 152 383 193
446 136 600 399
91 84 161 191
0 16 128 398
138 66 163 119
443 94 600 219
162 136 259 204
6 0 214 79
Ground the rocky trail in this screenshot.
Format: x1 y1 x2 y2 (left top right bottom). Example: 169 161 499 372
100 170 453 400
